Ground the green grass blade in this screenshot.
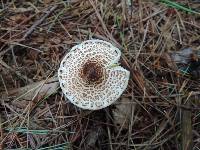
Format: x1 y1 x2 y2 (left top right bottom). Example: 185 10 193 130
6 127 75 135
12 143 71 150
160 0 200 15
38 143 71 150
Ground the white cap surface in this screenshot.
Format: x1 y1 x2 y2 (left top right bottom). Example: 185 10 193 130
58 39 130 110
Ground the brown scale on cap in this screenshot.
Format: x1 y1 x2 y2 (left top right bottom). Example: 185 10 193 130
80 60 104 84
58 39 130 110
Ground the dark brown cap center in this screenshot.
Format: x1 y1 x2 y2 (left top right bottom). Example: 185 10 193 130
80 61 104 84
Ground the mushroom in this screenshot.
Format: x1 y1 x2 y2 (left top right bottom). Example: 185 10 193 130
58 39 130 110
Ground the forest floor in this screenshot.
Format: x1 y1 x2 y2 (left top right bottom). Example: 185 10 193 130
0 0 200 149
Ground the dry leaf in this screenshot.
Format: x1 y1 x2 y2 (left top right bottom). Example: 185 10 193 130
1 76 59 101
85 126 105 149
11 7 34 13
44 0 53 5
9 14 28 24
112 98 135 129
170 48 194 64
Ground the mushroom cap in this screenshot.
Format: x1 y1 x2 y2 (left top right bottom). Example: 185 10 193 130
58 39 130 110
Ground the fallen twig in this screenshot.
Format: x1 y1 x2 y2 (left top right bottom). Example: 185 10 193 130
23 5 58 39
0 59 33 83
